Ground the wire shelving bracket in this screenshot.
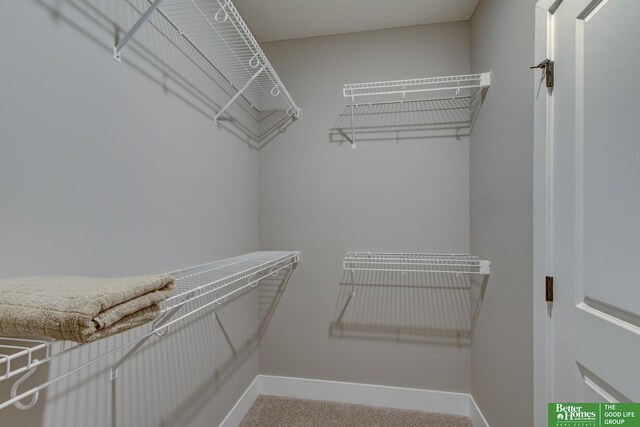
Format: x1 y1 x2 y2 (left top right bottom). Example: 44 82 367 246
342 73 491 148
114 0 300 123
0 251 300 411
338 252 491 340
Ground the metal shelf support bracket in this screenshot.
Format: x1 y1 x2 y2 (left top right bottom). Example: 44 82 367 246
114 0 167 62
108 304 183 381
214 66 265 124
350 95 356 149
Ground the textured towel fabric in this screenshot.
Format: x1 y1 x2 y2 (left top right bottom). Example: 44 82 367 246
239 395 473 427
0 275 174 343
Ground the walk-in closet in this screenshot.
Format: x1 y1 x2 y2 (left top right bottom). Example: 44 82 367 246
2 1 639 426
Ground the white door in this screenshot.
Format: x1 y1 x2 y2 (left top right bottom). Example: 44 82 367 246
550 0 640 404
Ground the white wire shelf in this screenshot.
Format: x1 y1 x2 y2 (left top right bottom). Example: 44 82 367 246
343 252 490 275
337 252 490 343
114 0 300 122
343 74 491 101
0 250 300 411
342 73 490 148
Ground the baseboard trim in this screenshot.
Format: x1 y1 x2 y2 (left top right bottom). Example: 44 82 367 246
259 375 471 415
219 376 261 427
220 375 490 427
469 395 490 427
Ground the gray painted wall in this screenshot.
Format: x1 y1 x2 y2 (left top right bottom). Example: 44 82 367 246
469 0 535 425
258 23 474 393
0 0 261 425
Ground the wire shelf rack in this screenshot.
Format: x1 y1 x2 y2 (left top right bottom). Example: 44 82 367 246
343 252 490 275
336 252 490 343
114 0 300 122
342 73 490 147
0 251 300 411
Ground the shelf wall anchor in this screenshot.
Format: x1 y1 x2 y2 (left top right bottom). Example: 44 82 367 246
109 367 118 382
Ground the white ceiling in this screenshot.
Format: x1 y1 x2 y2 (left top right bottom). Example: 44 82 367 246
234 0 480 42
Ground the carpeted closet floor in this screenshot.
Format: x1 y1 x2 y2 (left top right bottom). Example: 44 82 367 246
239 395 473 427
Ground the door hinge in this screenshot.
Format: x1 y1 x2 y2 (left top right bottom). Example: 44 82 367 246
531 59 554 88
545 276 554 302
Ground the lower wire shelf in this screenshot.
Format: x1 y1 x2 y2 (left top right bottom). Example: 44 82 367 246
0 250 300 411
334 252 490 344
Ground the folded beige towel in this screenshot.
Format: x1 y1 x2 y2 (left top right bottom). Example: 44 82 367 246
0 275 174 343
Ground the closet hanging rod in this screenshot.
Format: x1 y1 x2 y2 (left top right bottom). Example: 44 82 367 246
0 251 300 411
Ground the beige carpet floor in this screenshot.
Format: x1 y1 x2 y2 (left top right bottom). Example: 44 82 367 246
239 395 473 427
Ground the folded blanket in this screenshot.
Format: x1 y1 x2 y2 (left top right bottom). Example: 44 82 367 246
0 275 174 343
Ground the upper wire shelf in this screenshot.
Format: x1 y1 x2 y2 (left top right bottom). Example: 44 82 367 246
342 73 490 148
0 251 300 411
114 0 300 122
344 252 491 275
343 73 490 102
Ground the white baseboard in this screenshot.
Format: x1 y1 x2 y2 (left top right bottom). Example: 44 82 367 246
469 395 490 427
219 376 261 427
220 375 490 427
259 375 471 415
